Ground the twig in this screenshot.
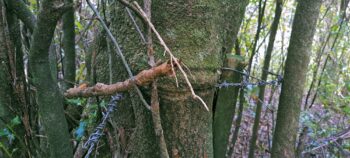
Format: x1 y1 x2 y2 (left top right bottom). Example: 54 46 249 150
144 0 169 157
133 2 209 111
86 0 150 110
117 0 144 20
125 7 146 44
303 127 350 154
76 13 96 44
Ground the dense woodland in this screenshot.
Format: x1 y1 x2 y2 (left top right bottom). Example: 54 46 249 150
0 0 349 157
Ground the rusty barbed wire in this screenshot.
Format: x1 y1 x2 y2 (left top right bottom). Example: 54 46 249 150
217 68 283 88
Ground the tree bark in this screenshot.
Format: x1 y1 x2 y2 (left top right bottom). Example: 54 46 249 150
3 0 36 32
100 0 222 157
213 1 249 157
271 0 321 157
62 0 76 90
28 0 73 157
151 1 222 157
227 87 245 156
248 0 283 157
0 0 14 129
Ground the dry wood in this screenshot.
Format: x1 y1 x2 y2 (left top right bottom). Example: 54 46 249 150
64 61 176 98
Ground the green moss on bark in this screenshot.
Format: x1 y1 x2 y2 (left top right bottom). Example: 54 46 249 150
152 1 221 157
28 1 73 157
0 1 14 129
62 0 76 90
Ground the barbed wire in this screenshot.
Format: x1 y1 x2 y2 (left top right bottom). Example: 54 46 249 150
83 94 123 158
217 68 283 88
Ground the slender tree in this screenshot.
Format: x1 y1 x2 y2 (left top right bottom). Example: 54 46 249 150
213 1 249 157
248 0 283 157
28 0 73 157
62 0 76 89
271 0 322 157
247 0 267 73
308 0 349 108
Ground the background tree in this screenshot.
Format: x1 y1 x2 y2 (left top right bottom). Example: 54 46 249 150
271 0 322 157
248 0 283 157
28 0 73 157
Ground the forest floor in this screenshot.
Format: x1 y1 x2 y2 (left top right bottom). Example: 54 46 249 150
232 89 350 158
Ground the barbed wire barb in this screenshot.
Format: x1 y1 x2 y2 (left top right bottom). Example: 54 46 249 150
218 68 283 88
83 94 123 158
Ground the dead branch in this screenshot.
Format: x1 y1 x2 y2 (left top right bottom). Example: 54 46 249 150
64 61 176 98
86 0 150 109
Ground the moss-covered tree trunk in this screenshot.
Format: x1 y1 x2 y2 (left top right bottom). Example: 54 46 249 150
62 0 76 89
153 1 221 157
3 0 36 32
271 0 321 157
100 0 222 157
213 1 249 157
28 0 73 157
0 0 14 129
0 4 14 158
97 2 157 157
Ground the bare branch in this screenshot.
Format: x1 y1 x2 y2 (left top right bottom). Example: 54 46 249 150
64 61 176 98
86 0 150 109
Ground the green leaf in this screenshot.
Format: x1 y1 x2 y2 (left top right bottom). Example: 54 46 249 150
75 21 83 32
331 25 339 33
67 98 84 106
10 116 21 126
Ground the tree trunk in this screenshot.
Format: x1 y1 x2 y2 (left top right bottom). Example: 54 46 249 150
271 0 321 157
152 1 223 157
28 0 73 157
62 0 76 90
0 0 14 129
3 0 36 32
101 0 222 157
248 0 283 157
213 1 249 157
